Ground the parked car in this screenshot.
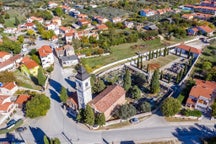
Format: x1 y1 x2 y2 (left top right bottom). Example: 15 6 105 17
7 119 16 127
129 117 139 124
15 127 27 133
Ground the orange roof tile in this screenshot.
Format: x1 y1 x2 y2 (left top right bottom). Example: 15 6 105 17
89 85 125 113
2 82 16 90
96 24 108 30
0 51 10 58
199 25 214 33
38 45 52 57
16 94 30 105
22 56 38 69
176 44 201 54
0 102 13 111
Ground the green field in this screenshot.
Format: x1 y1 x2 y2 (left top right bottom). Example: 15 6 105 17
142 54 179 68
82 38 165 72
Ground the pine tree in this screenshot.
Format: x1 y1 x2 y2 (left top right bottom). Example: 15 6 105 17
163 48 166 56
148 51 151 60
183 65 188 75
179 69 184 80
160 71 163 80
159 49 161 56
179 49 182 56
176 72 180 83
187 48 191 59
37 67 46 86
84 105 95 126
123 69 131 91
136 57 139 68
150 69 160 94
60 86 68 103
140 56 143 69
166 48 169 55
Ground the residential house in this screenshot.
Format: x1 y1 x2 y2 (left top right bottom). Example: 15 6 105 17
48 1 58 9
69 10 80 17
96 24 108 31
65 29 76 43
0 95 16 119
156 8 172 15
201 0 216 7
193 13 213 20
144 24 158 30
124 21 134 29
175 44 201 58
55 45 78 67
0 54 23 72
52 17 62 26
93 16 108 24
186 79 216 112
0 82 18 95
27 16 43 23
111 17 122 23
25 22 35 30
20 56 39 77
77 14 88 19
89 85 126 120
38 45 54 68
71 23 80 29
59 26 71 34
15 94 30 109
139 9 156 17
0 51 11 63
194 6 216 15
198 25 214 36
182 13 194 20
77 19 91 27
52 35 58 43
187 27 199 35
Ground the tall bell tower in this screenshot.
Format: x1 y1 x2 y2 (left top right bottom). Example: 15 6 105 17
75 66 92 109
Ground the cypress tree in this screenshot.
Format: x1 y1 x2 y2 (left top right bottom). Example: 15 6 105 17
150 69 160 94
14 17 20 26
95 113 106 126
160 71 163 80
140 56 143 70
148 51 151 60
123 69 131 91
187 48 191 59
137 57 139 68
84 105 95 126
163 48 166 56
37 67 46 86
151 51 154 59
60 86 68 103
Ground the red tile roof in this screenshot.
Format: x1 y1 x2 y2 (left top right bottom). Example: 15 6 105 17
25 22 34 27
189 79 216 99
96 24 108 30
0 102 13 111
89 85 125 113
0 54 22 69
0 51 10 58
16 94 30 105
38 45 52 57
2 82 17 90
176 44 201 54
21 56 38 69
199 25 214 33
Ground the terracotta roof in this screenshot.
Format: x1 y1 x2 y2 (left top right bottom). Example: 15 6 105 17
38 45 53 57
176 44 201 54
25 22 34 27
15 94 30 105
22 56 38 69
0 102 13 111
65 32 74 37
0 54 22 69
2 82 17 90
96 24 108 30
89 85 126 113
182 13 194 19
199 25 214 33
0 51 10 58
186 98 196 105
189 79 216 99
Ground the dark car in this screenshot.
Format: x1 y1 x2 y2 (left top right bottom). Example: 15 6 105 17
15 127 27 133
7 119 16 127
129 118 139 124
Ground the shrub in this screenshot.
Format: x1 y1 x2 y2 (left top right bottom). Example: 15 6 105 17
181 109 202 117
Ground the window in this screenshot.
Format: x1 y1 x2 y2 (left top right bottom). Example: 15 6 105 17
85 82 88 87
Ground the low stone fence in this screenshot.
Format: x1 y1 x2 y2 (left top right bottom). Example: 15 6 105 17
174 114 201 120
79 53 110 59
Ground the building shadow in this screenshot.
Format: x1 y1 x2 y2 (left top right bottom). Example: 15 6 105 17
65 78 76 89
49 89 61 102
29 126 46 144
172 123 216 143
49 79 62 93
0 133 24 143
120 141 135 144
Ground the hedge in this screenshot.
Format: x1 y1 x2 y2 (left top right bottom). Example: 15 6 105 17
0 119 24 134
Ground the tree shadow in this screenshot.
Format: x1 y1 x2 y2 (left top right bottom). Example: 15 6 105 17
172 123 216 143
65 78 76 89
49 89 61 103
49 79 62 93
0 133 24 143
29 126 46 144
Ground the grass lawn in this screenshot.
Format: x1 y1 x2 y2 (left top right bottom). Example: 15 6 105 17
142 54 179 68
165 117 198 122
82 38 165 72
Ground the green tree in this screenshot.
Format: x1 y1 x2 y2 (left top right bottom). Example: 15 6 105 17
211 102 216 118
160 71 163 80
123 69 131 91
0 15 5 23
95 113 106 126
133 72 146 87
27 29 35 36
115 104 136 119
202 61 212 71
4 13 10 19
76 108 85 122
84 105 95 126
139 101 151 113
129 85 141 99
14 17 20 26
96 79 106 93
176 72 181 83
31 54 41 64
150 69 160 94
37 67 46 86
53 7 63 16
41 30 54 40
44 136 50 144
148 51 151 60
26 94 50 118
161 97 181 117
60 87 68 103
17 35 24 43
